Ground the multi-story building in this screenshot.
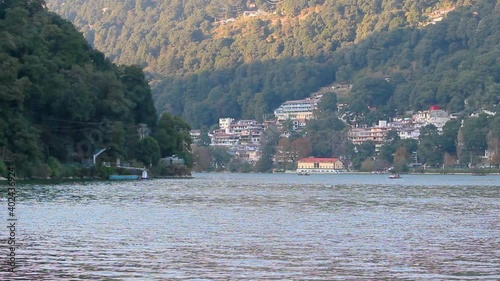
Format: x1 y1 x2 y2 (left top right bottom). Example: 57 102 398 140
209 118 266 165
212 119 265 145
412 106 450 131
228 120 262 134
211 133 240 146
239 129 263 145
219 118 235 130
190 130 201 144
348 128 373 144
348 121 390 149
274 98 319 121
398 128 420 140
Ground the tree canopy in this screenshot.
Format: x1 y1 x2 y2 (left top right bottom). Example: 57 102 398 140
45 0 499 128
0 0 191 177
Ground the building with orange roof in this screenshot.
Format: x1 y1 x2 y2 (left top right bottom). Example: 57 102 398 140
297 157 346 173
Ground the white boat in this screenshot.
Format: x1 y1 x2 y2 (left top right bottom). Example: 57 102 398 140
389 174 402 179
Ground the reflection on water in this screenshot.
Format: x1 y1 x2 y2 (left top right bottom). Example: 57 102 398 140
1 174 499 280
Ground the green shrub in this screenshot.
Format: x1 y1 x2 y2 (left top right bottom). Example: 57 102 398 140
98 166 114 178
152 165 191 176
31 162 51 179
238 162 253 173
47 157 63 178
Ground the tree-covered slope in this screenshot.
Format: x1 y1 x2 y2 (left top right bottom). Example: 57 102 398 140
45 0 465 75
160 0 498 127
45 0 498 128
335 0 499 123
0 0 159 175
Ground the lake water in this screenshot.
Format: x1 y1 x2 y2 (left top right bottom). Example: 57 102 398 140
1 173 499 280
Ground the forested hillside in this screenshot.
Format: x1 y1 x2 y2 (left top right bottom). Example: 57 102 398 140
0 0 190 177
45 0 499 128
45 0 466 73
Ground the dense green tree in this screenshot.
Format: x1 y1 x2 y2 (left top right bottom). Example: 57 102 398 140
352 140 376 170
192 146 212 172
441 119 461 155
255 124 279 172
306 115 346 157
487 115 500 167
135 137 161 166
155 112 192 165
460 114 491 165
417 124 444 167
0 0 192 177
198 126 211 147
316 92 338 118
210 146 232 170
350 77 395 109
379 130 401 163
394 146 410 172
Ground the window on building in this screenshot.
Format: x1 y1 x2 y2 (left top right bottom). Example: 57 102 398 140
314 162 319 168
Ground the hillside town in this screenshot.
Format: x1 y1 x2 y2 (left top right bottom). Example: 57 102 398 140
191 88 498 173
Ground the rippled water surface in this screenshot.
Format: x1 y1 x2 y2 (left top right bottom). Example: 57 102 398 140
1 173 499 280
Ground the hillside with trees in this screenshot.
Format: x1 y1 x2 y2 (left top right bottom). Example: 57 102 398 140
44 0 498 128
46 0 461 74
0 0 191 178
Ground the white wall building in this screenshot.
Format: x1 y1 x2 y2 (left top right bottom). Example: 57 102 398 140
412 108 450 131
274 98 319 121
219 118 235 131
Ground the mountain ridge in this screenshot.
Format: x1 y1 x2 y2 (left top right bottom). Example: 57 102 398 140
44 0 498 128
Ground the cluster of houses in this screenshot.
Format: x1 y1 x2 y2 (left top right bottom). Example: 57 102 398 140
348 106 453 151
425 6 456 25
213 0 270 25
191 97 454 172
272 88 458 150
191 118 269 164
190 85 496 172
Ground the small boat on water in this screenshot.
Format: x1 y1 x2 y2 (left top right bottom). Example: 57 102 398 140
109 170 149 180
389 174 402 179
298 172 310 176
109 175 139 180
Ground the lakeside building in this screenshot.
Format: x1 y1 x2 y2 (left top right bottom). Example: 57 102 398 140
232 144 261 165
206 118 267 162
297 158 346 173
212 119 264 146
347 107 453 149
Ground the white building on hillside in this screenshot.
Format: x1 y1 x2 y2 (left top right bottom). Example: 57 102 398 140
412 106 450 131
274 98 319 121
219 118 235 131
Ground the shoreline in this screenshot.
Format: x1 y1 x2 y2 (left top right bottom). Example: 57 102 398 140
0 175 195 184
2 172 499 184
